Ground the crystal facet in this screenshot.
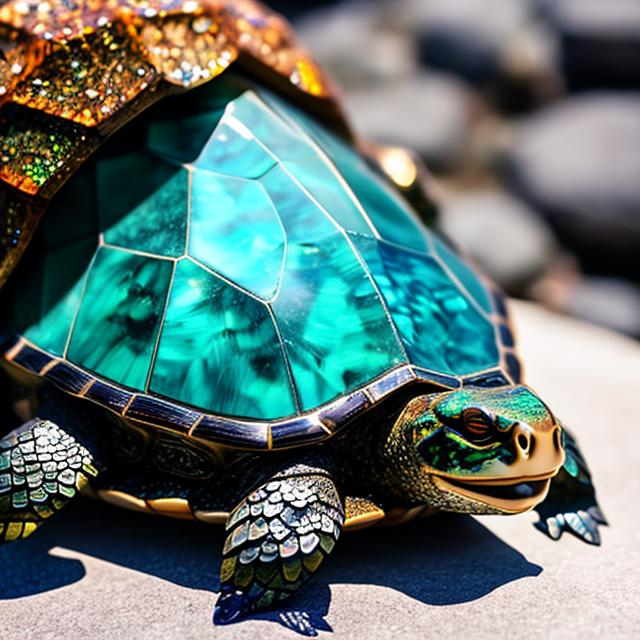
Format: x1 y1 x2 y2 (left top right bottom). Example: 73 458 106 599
67 247 173 390
104 168 189 259
189 172 285 300
149 259 295 419
353 235 499 376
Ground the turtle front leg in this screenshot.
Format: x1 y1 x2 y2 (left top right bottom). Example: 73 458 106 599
215 461 344 624
0 418 103 542
534 427 607 545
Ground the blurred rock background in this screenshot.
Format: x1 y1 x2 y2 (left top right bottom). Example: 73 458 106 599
271 0 640 338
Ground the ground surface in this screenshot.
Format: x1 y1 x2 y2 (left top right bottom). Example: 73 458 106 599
2 301 639 639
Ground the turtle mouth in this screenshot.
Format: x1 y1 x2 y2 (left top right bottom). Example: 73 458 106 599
432 474 553 513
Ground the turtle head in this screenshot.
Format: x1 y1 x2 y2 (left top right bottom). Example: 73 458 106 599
385 385 565 514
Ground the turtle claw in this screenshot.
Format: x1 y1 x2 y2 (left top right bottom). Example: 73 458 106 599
278 610 330 637
535 505 607 546
213 588 253 625
534 426 607 546
587 505 609 526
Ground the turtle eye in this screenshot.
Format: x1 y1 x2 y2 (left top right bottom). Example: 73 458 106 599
459 408 495 443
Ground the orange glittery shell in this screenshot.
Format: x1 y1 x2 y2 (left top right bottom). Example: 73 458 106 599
0 0 342 288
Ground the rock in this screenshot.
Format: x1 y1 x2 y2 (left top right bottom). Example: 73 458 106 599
294 1 417 88
393 0 560 102
344 72 473 170
269 0 345 21
438 190 559 293
538 0 640 90
505 94 640 278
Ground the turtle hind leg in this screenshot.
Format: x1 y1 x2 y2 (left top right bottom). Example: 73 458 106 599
0 418 103 542
534 426 607 545
214 462 344 624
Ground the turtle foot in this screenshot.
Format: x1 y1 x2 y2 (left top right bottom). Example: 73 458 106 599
534 426 607 546
215 461 344 626
0 419 102 542
535 504 607 545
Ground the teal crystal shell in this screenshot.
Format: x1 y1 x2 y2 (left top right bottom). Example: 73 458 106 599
14 75 503 421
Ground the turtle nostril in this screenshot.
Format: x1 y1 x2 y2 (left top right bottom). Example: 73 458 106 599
517 433 529 451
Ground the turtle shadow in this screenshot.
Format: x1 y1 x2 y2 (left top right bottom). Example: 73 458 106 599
0 500 541 636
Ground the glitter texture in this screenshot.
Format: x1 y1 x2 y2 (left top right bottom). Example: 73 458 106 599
0 0 339 288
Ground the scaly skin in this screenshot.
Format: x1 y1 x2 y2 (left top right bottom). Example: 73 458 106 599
215 460 344 624
0 419 101 541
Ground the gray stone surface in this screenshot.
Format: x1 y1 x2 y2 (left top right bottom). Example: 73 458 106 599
344 72 473 169
506 94 640 276
559 276 640 338
439 190 559 292
395 0 559 88
538 0 640 89
540 0 640 36
295 1 417 88
2 302 640 639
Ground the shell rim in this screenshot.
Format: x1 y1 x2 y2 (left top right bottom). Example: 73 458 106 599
2 333 517 451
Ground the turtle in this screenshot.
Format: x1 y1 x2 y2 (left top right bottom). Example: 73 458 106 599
0 0 606 626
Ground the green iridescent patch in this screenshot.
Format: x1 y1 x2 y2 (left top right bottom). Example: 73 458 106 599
437 387 551 427
416 387 551 474
150 259 296 419
353 234 499 376
0 106 87 193
67 247 173 391
418 427 515 475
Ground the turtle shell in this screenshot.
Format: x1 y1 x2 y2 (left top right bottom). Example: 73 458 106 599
0 2 521 452
2 68 521 450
